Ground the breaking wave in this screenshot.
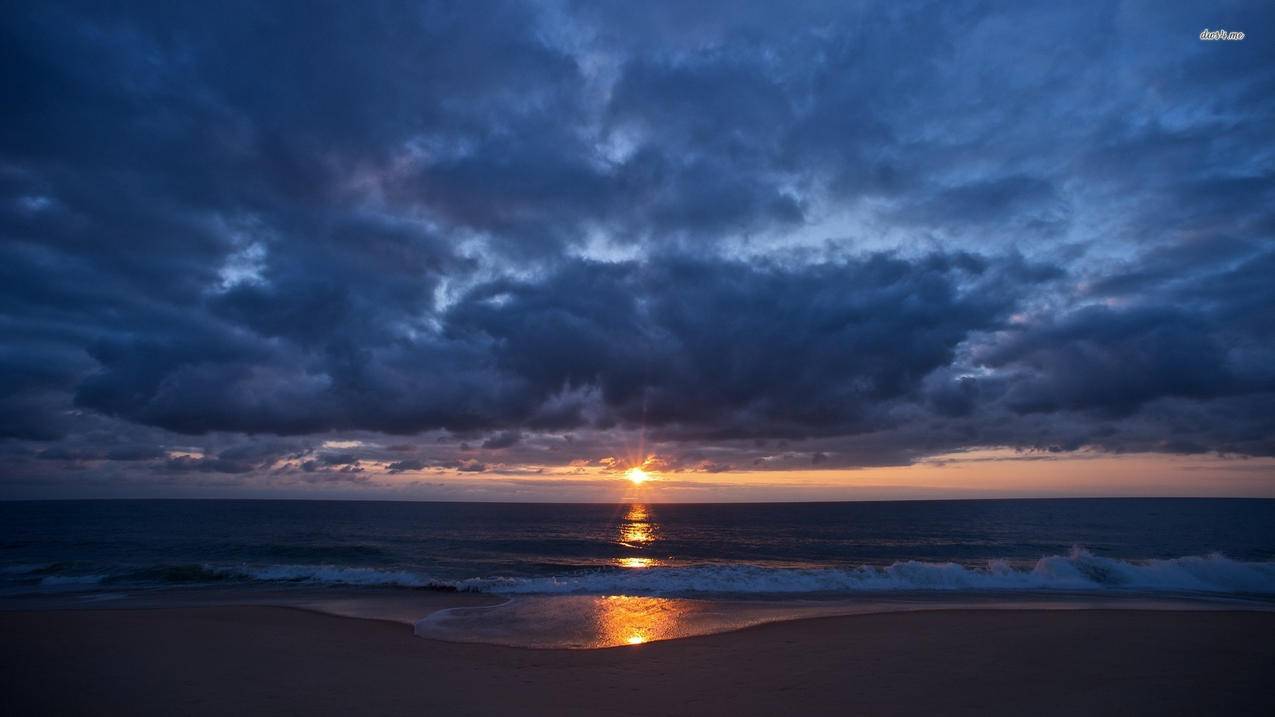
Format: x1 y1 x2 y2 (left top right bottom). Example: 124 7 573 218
460 550 1275 595
8 550 1275 596
4 562 454 591
38 574 108 587
233 564 455 589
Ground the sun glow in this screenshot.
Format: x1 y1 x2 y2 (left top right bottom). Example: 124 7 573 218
624 467 651 484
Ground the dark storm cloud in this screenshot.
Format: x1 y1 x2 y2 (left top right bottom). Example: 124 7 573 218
445 252 1051 438
481 431 523 450
1 0 1274 490
51 251 1049 442
36 445 165 462
386 458 429 474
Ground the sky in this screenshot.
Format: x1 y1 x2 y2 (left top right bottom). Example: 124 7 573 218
1 0 1273 501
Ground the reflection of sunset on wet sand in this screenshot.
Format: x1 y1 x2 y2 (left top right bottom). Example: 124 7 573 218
413 594 699 648
596 595 691 647
414 594 895 649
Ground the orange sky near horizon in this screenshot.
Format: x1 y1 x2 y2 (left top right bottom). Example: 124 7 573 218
268 449 1275 503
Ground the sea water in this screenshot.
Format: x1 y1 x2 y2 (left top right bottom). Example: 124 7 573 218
3 498 1274 647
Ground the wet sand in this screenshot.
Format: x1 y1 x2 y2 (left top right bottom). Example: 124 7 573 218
3 605 1274 716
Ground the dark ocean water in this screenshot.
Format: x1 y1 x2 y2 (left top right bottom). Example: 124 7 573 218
3 498 1274 597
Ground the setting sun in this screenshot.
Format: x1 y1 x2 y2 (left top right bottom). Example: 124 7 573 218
624 467 651 484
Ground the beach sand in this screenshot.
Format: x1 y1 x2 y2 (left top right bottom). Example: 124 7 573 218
3 605 1273 716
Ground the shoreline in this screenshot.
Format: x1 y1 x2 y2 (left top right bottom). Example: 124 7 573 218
6 585 1274 647
409 590 1275 649
4 605 1274 715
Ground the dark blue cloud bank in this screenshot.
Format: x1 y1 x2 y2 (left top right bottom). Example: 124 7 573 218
1 0 1272 492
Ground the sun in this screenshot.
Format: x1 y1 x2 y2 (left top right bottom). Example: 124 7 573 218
624 467 651 485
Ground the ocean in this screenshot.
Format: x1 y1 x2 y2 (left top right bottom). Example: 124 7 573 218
4 498 1274 597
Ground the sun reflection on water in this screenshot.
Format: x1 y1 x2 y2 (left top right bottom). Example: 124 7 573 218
618 504 655 544
614 504 662 569
415 594 871 649
595 595 690 647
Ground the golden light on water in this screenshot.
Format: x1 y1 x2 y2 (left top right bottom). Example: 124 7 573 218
607 505 672 644
626 503 650 522
617 504 657 548
616 504 661 568
596 595 686 647
413 592 860 649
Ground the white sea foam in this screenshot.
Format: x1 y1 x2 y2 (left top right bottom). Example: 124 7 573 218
38 574 107 587
23 550 1273 595
236 564 438 587
459 549 1275 595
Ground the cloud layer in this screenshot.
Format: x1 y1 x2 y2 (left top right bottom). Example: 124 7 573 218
1 0 1273 492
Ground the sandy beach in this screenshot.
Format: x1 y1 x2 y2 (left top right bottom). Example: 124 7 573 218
4 605 1273 716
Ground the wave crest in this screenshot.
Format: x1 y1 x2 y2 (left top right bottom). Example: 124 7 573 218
11 549 1275 596
462 549 1275 595
235 564 455 589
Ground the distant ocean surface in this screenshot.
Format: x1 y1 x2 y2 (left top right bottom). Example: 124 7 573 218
3 498 1275 598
